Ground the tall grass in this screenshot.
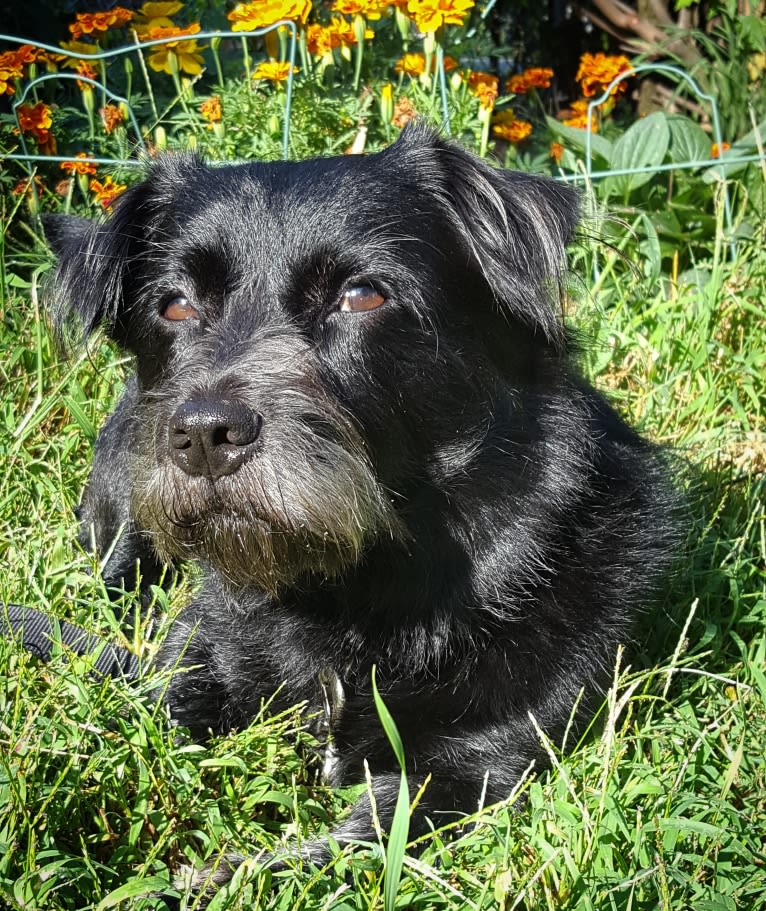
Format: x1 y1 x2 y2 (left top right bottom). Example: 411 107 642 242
0 190 764 909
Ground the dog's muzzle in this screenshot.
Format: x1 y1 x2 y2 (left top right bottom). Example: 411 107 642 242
169 398 262 480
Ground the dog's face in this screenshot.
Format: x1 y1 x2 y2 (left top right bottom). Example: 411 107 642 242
48 126 579 592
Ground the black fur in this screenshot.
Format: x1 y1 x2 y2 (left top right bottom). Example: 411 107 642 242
46 125 680 887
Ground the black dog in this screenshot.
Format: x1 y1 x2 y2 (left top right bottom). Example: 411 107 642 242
46 124 680 887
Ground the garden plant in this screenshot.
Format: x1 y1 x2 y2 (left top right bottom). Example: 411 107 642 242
0 1 765 909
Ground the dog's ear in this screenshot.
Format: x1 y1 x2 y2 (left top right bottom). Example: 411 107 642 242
396 125 579 350
45 155 204 341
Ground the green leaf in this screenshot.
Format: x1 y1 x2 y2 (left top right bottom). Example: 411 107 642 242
95 876 176 909
667 115 711 165
545 115 613 166
604 112 670 195
371 666 410 911
371 666 406 771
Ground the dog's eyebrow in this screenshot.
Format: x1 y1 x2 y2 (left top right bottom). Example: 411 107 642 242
180 243 232 291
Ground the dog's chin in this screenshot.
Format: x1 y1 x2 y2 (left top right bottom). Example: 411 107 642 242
131 459 404 592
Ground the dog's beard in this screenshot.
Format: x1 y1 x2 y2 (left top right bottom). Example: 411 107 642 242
131 412 403 593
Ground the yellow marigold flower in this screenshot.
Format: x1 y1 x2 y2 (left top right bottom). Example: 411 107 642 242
253 60 297 82
100 103 125 134
90 175 127 211
59 40 100 61
332 0 388 18
561 98 598 132
139 2 184 19
17 101 53 144
506 66 553 94
549 141 564 163
228 0 312 31
145 25 205 75
61 152 98 176
394 51 457 76
395 52 426 76
467 70 498 109
200 95 222 122
711 142 730 158
576 52 632 98
407 0 474 33
59 40 102 85
69 6 134 40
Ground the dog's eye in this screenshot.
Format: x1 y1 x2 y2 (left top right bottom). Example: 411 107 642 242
339 285 385 313
162 295 200 322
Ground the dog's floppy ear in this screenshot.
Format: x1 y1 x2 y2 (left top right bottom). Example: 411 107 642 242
397 125 579 350
44 154 204 340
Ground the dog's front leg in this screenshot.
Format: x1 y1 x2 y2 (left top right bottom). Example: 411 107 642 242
187 768 480 896
159 591 282 740
78 376 165 597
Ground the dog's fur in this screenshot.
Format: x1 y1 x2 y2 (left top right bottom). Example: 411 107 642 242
47 125 680 885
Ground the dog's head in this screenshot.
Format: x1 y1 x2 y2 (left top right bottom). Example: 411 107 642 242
47 125 579 591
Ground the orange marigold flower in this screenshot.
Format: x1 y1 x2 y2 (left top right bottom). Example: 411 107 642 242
407 0 474 32
69 6 134 40
17 101 53 144
0 59 24 96
576 52 632 98
392 96 417 128
467 70 498 109
307 17 370 55
506 66 553 94
0 45 42 94
1 44 42 93
549 141 564 163
332 0 388 18
90 175 127 210
61 152 98 175
561 98 598 132
74 60 98 90
200 95 222 122
14 44 42 66
491 108 532 142
12 175 45 197
228 0 312 31
253 60 297 82
100 103 125 134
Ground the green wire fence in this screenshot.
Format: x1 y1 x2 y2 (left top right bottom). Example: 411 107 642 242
1 22 299 165
2 27 764 259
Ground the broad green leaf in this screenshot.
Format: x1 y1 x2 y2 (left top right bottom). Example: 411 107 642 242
667 115 711 165
604 111 670 195
545 115 613 165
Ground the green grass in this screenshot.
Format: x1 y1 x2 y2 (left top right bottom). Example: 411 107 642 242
1 192 764 910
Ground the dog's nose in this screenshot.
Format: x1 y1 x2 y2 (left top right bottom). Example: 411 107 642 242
169 399 262 480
